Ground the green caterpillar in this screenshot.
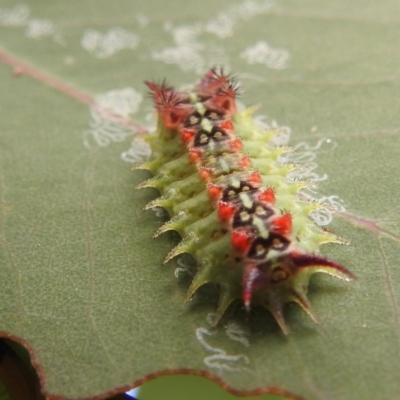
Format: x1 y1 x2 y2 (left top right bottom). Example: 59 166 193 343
136 68 354 334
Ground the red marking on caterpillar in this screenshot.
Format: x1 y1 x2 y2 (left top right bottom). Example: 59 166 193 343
271 213 292 236
138 67 355 334
259 188 276 204
218 201 237 222
231 229 254 255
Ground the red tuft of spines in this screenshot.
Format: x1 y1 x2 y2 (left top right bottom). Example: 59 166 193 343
271 213 292 236
239 155 251 168
195 67 231 96
145 80 173 98
218 119 234 132
145 80 191 130
196 68 240 115
231 228 254 255
229 138 243 152
217 201 236 221
258 188 276 204
204 91 237 116
248 171 261 184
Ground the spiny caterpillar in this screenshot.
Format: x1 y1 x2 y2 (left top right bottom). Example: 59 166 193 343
136 68 354 334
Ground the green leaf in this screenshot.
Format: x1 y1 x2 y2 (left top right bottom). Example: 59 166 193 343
1 0 399 399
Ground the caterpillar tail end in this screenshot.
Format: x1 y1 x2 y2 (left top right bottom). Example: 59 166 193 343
241 252 354 334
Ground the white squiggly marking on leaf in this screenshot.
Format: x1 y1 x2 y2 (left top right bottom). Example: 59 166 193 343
254 116 292 146
196 327 250 372
84 88 143 148
136 13 149 27
25 19 54 38
174 256 195 278
121 139 151 164
153 207 168 218
151 0 274 73
240 41 290 69
225 322 250 347
151 23 229 74
280 138 346 225
81 28 140 59
151 0 277 74
0 4 29 26
250 115 346 225
205 0 273 38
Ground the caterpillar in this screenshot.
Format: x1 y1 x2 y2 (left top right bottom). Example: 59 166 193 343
136 68 354 334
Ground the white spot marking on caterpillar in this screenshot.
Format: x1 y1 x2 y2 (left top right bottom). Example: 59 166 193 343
81 28 140 59
84 88 143 148
240 40 290 70
0 4 29 26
